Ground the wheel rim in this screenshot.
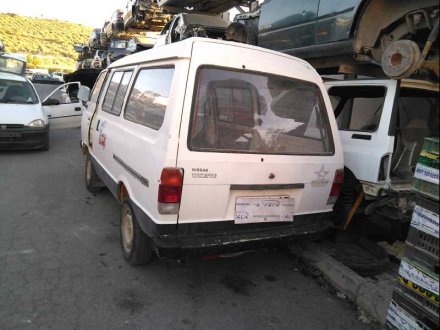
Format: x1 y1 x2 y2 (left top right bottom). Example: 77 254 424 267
121 205 134 253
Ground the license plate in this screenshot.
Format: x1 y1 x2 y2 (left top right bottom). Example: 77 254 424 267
235 196 294 224
0 132 21 138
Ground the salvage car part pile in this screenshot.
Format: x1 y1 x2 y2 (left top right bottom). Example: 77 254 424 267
386 137 439 330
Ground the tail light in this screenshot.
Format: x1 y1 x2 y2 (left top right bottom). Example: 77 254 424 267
158 168 183 214
327 169 344 205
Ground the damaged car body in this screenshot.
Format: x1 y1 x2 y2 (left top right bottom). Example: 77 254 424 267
233 0 439 81
124 0 171 31
155 12 230 47
157 0 252 14
327 78 439 240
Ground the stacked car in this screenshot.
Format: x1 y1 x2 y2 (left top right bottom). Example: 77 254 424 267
74 1 172 71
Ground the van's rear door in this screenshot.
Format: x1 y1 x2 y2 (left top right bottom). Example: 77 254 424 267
176 41 343 225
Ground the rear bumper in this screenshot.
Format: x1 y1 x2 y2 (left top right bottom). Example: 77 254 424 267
89 155 334 259
0 125 49 150
150 214 333 260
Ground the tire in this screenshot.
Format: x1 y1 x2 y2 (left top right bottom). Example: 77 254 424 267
332 167 362 227
120 200 152 266
326 233 390 276
85 154 102 193
41 133 50 151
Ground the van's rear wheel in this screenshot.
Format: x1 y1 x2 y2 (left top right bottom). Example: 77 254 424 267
85 154 102 193
120 200 152 266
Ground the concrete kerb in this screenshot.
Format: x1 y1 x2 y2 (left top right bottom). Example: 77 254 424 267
288 242 396 325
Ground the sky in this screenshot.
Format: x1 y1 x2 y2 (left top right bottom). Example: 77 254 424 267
0 0 127 27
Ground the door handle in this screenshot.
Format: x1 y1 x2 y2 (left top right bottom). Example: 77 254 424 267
75 107 82 111
96 120 101 131
351 134 372 140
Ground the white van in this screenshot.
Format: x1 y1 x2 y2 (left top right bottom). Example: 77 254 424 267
79 38 344 265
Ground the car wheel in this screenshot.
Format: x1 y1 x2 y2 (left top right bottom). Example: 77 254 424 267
120 200 152 266
85 154 102 193
41 133 50 151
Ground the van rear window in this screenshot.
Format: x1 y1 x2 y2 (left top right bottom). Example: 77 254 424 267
189 67 334 155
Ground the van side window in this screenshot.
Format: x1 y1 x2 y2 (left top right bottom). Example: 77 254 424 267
329 86 386 132
102 70 133 116
124 67 174 130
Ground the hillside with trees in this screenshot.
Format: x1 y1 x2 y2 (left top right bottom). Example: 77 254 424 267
0 13 92 72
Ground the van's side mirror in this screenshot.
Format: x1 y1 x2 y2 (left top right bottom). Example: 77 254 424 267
78 86 90 102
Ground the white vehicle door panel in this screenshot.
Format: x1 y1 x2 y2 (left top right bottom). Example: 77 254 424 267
81 71 108 148
326 80 398 185
42 82 83 129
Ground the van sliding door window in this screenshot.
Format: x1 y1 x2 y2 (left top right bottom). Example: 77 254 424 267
102 70 133 116
189 67 334 155
124 67 174 130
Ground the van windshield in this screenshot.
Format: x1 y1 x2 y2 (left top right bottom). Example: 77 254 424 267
189 67 334 155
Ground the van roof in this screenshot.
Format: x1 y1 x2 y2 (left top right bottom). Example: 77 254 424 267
108 37 314 71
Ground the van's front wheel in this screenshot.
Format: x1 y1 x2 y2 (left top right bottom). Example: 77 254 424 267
120 200 152 265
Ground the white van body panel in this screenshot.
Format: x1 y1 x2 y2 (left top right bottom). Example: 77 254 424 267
325 79 397 187
89 60 191 225
80 71 108 148
176 41 343 223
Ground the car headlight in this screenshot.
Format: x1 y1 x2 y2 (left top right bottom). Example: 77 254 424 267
28 119 46 128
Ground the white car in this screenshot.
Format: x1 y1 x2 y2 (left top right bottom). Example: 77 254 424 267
50 72 64 82
0 54 85 150
0 71 50 150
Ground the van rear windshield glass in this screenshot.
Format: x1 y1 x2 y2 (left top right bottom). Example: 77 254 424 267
189 67 334 155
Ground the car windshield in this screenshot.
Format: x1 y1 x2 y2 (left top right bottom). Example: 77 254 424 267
0 54 26 76
0 80 39 104
189 67 334 155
